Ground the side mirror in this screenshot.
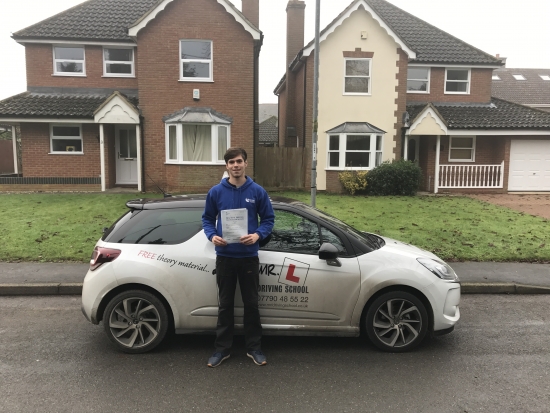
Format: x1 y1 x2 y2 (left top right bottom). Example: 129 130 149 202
319 243 339 260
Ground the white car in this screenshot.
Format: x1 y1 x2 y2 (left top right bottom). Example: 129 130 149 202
82 195 460 353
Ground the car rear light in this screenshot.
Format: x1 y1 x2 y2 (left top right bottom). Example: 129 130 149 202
90 246 121 271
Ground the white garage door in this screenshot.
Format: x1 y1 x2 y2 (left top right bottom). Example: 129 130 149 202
508 140 550 191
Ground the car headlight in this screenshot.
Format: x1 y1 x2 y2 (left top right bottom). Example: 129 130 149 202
417 258 459 281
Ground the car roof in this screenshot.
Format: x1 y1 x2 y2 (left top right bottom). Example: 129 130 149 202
125 194 304 210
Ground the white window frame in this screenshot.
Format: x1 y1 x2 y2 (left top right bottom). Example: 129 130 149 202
103 47 135 77
343 58 372 95
52 45 86 76
165 123 230 164
326 133 383 170
49 124 83 155
407 66 430 94
448 136 476 162
179 40 213 82
444 68 470 95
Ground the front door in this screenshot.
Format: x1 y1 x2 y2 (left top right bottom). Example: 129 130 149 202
116 128 138 184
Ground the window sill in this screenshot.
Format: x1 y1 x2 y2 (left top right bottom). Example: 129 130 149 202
52 74 86 77
102 75 135 78
444 92 470 95
448 159 475 163
178 79 214 83
49 152 85 155
165 161 224 165
343 92 371 96
407 90 430 94
325 167 371 171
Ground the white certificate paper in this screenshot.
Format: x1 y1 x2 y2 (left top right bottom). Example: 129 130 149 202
221 208 248 244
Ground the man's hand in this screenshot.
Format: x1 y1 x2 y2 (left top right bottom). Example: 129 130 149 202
240 233 260 245
211 235 227 247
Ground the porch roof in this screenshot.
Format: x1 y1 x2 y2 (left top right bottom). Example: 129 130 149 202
0 92 139 120
326 121 386 134
162 107 232 124
406 98 550 131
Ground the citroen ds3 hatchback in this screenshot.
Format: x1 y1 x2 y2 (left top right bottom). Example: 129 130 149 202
81 195 460 353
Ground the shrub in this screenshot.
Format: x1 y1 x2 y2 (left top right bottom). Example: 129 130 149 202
366 160 422 196
338 170 368 195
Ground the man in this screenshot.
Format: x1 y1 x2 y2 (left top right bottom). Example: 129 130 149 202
202 147 275 367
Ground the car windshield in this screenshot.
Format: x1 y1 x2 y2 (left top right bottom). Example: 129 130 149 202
290 203 384 250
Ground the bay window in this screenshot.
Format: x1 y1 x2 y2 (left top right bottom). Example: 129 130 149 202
327 133 383 169
165 123 229 164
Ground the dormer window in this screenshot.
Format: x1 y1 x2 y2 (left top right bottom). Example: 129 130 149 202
539 75 550 81
513 74 526 80
53 46 85 76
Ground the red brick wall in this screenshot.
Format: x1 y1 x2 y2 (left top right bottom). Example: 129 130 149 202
407 68 493 104
20 123 100 178
277 85 287 146
326 170 344 193
136 0 256 193
25 44 138 90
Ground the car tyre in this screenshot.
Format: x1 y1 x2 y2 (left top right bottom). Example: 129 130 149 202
365 291 429 353
103 290 169 354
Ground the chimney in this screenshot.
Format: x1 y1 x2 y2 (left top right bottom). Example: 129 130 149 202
286 0 306 67
242 0 259 28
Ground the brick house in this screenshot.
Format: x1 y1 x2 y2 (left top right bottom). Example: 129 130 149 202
0 0 262 192
492 68 550 113
277 0 550 193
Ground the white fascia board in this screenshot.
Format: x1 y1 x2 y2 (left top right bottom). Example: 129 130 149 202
407 63 501 69
302 0 416 59
16 39 136 47
0 118 94 123
128 0 260 40
407 107 447 135
448 129 550 136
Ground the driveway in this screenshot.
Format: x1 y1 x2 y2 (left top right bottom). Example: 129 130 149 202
465 194 550 220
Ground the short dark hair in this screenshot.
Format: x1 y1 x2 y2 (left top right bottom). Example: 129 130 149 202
224 147 247 163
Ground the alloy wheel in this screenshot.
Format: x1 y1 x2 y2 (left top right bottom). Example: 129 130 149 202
371 298 422 348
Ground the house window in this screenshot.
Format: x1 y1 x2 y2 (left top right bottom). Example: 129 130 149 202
344 58 371 94
407 67 430 93
180 40 212 81
449 136 475 162
53 46 85 75
512 74 526 80
492 75 501 80
327 133 383 169
50 125 83 154
165 124 229 164
540 75 550 81
445 69 470 94
103 48 134 76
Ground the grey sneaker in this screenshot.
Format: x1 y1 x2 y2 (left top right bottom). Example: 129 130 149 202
207 352 230 368
247 350 267 366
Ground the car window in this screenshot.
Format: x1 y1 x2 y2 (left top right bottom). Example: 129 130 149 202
320 226 348 255
103 208 203 245
261 210 320 254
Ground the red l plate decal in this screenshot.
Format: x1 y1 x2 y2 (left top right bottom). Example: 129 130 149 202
285 264 300 283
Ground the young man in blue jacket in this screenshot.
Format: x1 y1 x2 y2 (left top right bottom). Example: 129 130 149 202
202 147 275 367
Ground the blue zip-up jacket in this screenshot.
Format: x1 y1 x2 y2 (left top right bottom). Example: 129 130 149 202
202 176 275 258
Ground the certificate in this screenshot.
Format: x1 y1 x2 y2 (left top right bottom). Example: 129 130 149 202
221 208 248 244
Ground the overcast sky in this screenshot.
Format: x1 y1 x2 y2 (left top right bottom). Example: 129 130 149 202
1 0 549 103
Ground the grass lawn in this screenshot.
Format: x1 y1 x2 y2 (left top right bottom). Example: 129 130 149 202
0 192 548 263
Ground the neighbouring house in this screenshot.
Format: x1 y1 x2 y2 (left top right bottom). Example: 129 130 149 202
492 68 550 113
276 0 550 193
0 0 262 192
259 116 279 147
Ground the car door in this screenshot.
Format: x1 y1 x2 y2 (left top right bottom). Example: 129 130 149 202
254 208 361 331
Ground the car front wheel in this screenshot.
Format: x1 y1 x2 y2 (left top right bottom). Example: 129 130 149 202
365 291 429 352
103 290 169 354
